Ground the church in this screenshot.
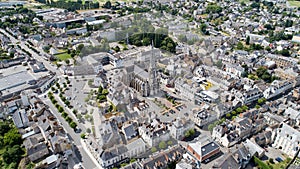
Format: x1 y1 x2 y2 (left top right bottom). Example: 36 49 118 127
119 46 160 97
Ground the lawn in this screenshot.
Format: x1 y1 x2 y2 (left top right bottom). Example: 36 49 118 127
55 52 71 61
288 1 300 7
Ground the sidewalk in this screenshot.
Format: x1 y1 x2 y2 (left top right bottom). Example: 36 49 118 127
80 139 103 169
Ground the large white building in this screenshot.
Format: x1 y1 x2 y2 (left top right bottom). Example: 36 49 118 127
263 80 293 100
170 118 194 140
272 123 300 158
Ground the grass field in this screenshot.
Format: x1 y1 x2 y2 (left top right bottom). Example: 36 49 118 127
288 0 300 7
55 52 71 61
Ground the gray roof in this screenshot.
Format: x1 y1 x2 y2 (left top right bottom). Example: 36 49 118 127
123 124 137 140
0 71 35 92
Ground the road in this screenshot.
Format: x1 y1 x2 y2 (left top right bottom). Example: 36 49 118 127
0 28 60 75
0 28 99 169
42 97 99 169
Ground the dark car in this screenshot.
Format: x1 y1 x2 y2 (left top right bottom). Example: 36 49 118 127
169 110 175 114
275 157 283 162
75 127 82 133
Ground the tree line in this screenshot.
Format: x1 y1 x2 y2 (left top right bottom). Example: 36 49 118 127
129 33 177 53
36 0 99 11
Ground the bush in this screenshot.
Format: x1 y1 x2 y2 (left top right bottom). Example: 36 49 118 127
61 112 67 117
70 122 77 129
151 147 157 153
58 106 64 113
80 133 86 139
159 141 166 149
167 140 173 145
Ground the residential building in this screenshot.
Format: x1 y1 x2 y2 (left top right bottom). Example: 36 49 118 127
170 118 194 140
272 123 300 158
138 119 170 147
187 141 220 162
263 80 293 99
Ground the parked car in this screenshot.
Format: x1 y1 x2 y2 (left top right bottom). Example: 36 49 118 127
275 157 283 162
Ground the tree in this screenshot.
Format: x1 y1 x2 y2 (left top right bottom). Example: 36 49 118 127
70 122 77 129
2 145 24 164
246 36 250 45
226 113 231 119
206 4 222 13
236 107 243 113
151 147 157 153
0 121 11 135
103 1 112 9
242 105 248 111
237 42 244 50
3 128 22 146
280 49 290 57
58 106 64 113
102 89 109 95
62 112 68 118
86 128 91 133
80 133 86 139
158 141 166 149
178 34 187 43
257 98 266 105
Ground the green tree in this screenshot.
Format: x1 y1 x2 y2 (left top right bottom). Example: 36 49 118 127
246 36 250 45
102 89 109 95
80 133 86 139
62 112 68 118
70 122 77 129
3 128 22 146
103 1 111 9
0 121 11 135
237 42 244 50
236 107 243 113
280 49 290 57
158 141 166 149
86 128 91 133
226 113 231 119
242 105 248 111
151 147 157 153
2 145 24 164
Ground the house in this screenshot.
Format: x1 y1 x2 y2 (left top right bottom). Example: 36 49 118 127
272 123 300 158
12 109 29 128
284 107 300 126
235 88 263 105
212 144 251 169
263 80 293 100
187 141 220 162
98 138 146 169
26 142 50 162
212 117 255 147
138 119 170 147
141 145 184 169
121 123 138 141
192 110 217 127
98 121 122 149
243 139 265 158
170 118 194 140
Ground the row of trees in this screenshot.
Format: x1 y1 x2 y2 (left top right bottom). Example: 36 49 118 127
225 105 249 120
0 121 24 169
48 92 77 129
36 0 99 11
